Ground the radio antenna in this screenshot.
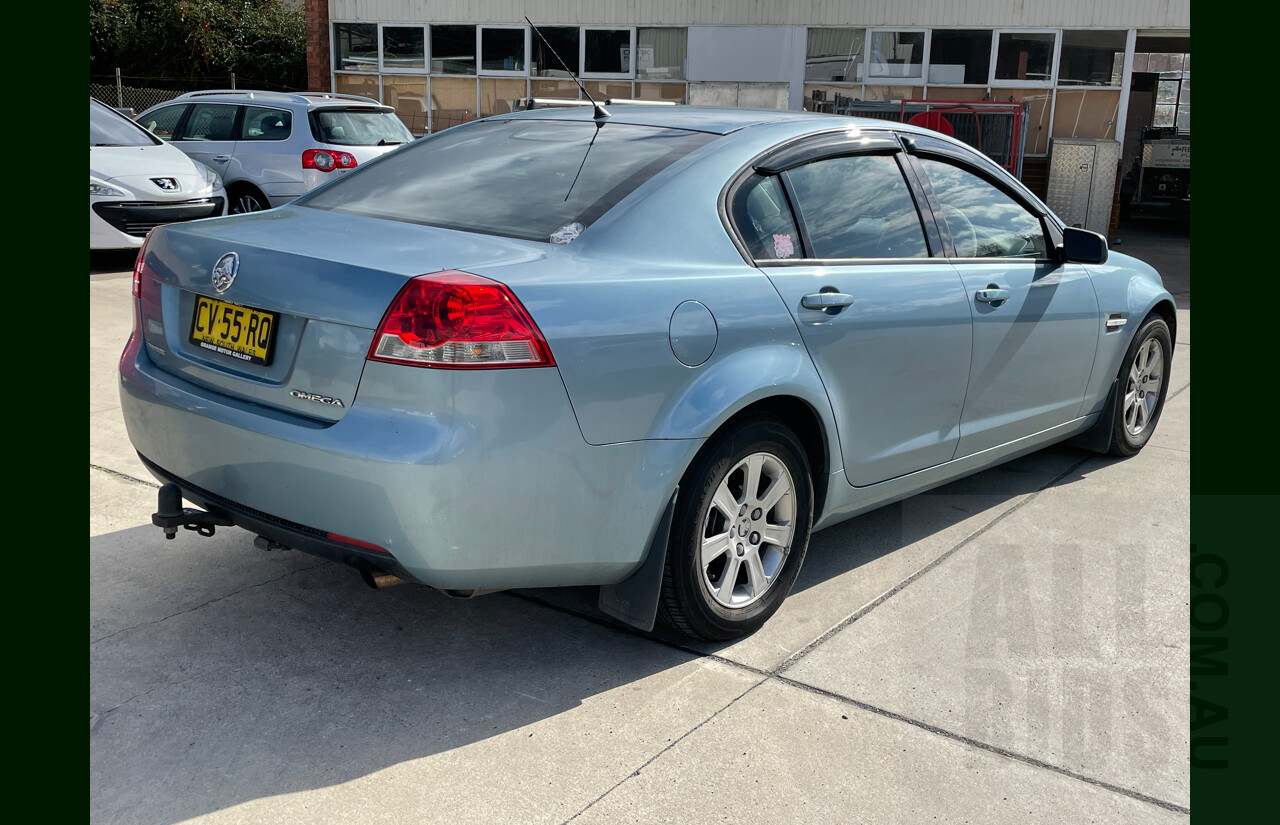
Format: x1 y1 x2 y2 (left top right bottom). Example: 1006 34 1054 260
525 17 610 122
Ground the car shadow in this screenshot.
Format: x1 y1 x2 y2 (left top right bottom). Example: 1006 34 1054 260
90 523 715 825
91 249 140 276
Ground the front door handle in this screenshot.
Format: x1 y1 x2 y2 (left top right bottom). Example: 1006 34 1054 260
975 288 1011 304
801 292 855 310
212 155 232 163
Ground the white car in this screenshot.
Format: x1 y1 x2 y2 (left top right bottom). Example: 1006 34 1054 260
91 97 228 250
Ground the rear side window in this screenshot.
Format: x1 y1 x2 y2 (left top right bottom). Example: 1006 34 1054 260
785 154 928 259
299 119 716 243
182 104 238 141
139 104 186 141
732 175 802 261
311 108 413 146
241 107 292 141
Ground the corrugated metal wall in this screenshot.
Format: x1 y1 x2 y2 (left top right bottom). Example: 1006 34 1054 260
328 0 1189 28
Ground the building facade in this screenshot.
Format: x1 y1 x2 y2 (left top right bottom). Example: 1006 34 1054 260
304 1 1189 199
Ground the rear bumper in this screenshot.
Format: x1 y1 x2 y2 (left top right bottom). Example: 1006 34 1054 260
119 331 694 590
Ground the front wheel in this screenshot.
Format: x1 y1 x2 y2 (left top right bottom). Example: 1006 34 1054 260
658 416 813 641
1109 315 1172 456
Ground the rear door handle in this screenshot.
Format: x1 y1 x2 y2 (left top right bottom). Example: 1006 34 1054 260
801 292 855 310
975 288 1011 304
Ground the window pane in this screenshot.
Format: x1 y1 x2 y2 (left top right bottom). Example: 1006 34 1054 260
431 25 475 75
183 104 237 141
585 29 631 74
382 76 428 135
995 32 1055 82
786 155 927 259
928 30 992 85
1175 106 1190 131
334 73 379 100
583 80 632 101
861 85 922 102
1051 89 1120 140
1058 30 1125 86
1152 104 1176 128
637 28 686 80
531 26 578 76
429 77 476 131
240 107 292 141
531 79 580 100
139 105 185 141
480 77 526 117
991 88 1052 154
732 175 801 260
300 120 716 242
383 26 425 70
481 28 525 72
806 28 866 82
919 158 1046 258
634 82 686 103
804 84 862 113
1156 79 1180 104
868 31 925 80
334 23 377 72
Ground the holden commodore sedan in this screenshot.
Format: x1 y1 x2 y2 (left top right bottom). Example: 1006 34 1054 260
119 106 1174 640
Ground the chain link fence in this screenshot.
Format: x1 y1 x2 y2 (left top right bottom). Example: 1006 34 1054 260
90 72 304 115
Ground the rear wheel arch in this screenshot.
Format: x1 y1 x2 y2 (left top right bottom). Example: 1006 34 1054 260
227 181 269 214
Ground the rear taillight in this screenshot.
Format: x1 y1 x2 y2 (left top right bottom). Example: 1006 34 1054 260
369 271 555 369
132 231 152 298
303 149 357 172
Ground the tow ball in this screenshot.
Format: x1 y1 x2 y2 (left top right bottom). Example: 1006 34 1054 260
152 483 233 539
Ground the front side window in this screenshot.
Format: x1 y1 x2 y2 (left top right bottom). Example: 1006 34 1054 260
182 104 238 141
785 154 928 259
240 107 292 141
919 158 1047 259
732 175 801 261
138 104 186 141
299 120 716 242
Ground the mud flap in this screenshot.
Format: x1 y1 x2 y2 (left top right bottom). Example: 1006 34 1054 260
598 487 677 632
1068 379 1119 453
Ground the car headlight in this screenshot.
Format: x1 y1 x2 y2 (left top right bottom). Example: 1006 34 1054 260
196 162 223 193
90 179 128 198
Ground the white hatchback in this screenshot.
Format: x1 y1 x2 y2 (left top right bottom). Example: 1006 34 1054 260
91 98 227 250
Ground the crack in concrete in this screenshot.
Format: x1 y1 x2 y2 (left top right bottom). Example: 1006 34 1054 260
90 464 159 489
561 679 766 823
90 561 327 646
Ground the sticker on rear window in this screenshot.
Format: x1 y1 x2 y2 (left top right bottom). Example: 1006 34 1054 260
773 233 795 259
550 222 584 245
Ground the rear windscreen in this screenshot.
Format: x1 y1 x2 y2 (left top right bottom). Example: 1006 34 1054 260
298 119 717 242
311 108 414 146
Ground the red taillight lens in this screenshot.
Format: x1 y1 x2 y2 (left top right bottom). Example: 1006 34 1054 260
132 231 152 298
303 149 357 172
369 271 555 369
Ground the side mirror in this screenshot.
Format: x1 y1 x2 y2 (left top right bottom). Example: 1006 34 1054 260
1061 226 1108 264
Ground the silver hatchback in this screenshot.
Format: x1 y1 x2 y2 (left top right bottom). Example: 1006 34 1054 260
136 90 414 213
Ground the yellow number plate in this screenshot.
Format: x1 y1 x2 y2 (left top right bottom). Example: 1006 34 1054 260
189 296 278 366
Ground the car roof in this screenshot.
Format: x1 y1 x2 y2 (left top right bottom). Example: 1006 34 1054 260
490 104 949 139
153 90 385 110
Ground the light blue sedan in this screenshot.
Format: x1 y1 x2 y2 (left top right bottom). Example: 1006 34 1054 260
120 106 1175 640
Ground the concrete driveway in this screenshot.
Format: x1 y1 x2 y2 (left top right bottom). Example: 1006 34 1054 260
90 226 1190 824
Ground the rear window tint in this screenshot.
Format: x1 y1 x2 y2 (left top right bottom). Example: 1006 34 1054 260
311 108 413 146
299 119 716 242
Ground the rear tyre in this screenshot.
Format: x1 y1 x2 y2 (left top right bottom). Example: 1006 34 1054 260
1108 315 1172 456
229 184 269 215
658 416 813 641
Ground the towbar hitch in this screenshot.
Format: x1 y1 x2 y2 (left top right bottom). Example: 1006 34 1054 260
152 483 233 539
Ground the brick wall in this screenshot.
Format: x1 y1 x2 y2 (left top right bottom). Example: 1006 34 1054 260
305 0 331 92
